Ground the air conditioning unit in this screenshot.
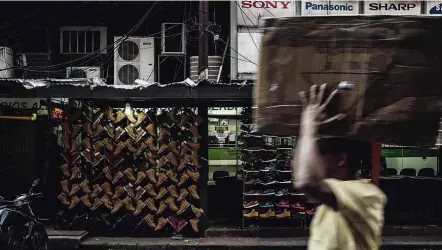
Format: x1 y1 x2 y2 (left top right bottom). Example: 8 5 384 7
66 67 100 79
114 36 155 85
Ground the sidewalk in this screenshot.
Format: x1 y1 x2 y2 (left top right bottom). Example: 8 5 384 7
79 236 442 250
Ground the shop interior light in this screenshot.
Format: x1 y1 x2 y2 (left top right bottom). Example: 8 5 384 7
124 103 132 116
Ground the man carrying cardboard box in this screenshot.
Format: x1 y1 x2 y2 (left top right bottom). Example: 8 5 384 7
292 83 387 250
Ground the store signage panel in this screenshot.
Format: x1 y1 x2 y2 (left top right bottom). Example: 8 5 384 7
0 98 45 109
427 2 442 15
301 1 359 16
237 32 262 75
237 0 296 27
364 1 422 15
208 107 244 116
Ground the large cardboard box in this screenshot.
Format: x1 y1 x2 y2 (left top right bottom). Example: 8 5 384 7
255 16 442 148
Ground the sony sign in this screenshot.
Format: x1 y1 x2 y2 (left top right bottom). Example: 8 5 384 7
427 2 442 15
364 1 422 15
301 1 359 16
237 1 296 27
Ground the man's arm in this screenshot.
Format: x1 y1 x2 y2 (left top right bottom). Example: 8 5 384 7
291 84 342 210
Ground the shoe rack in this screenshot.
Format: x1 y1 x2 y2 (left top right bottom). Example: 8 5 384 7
57 104 205 236
239 107 317 228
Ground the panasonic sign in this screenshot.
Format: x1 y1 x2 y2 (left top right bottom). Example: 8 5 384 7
301 1 358 16
364 1 422 15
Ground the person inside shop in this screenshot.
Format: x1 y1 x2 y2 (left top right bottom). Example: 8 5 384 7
292 83 387 250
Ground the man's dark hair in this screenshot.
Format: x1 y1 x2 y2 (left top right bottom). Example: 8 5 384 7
317 137 370 175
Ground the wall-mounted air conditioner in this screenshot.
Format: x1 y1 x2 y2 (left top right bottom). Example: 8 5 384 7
66 67 100 79
114 36 155 85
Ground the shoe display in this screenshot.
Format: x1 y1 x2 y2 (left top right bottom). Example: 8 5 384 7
239 108 301 226
134 200 146 215
166 170 179 184
178 156 190 171
91 198 103 211
157 172 168 187
93 125 105 138
80 180 92 194
154 217 167 231
101 182 113 197
123 168 136 182
70 167 80 181
134 186 146 201
103 167 113 181
124 183 135 198
166 216 179 231
275 189 289 197
243 200 259 209
177 199 190 215
156 201 167 215
81 195 93 208
69 196 80 210
275 200 290 209
113 186 124 200
135 142 147 156
135 171 147 185
167 185 179 199
102 138 114 151
68 184 80 196
176 219 188 233
165 196 179 212
60 180 70 194
178 173 189 187
58 193 70 206
114 110 126 124
124 139 138 153
259 209 276 219
145 184 157 197
291 202 306 211
260 201 274 208
60 106 205 234
243 190 260 196
243 209 258 218
262 189 275 196
186 169 200 182
111 199 123 214
112 171 124 184
155 187 168 200
145 198 158 212
190 204 204 218
190 218 199 233
144 214 157 228
146 124 156 137
91 184 103 198
188 185 200 199
177 189 189 202
71 125 81 139
60 164 71 178
122 197 136 213
145 169 157 184
244 178 260 185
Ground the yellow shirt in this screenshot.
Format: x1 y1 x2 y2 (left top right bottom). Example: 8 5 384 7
308 179 387 250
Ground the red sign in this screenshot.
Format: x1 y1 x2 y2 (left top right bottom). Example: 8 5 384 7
241 1 291 9
51 108 64 120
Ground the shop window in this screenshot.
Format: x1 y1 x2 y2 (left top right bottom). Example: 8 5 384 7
208 107 242 181
60 26 107 54
381 144 438 177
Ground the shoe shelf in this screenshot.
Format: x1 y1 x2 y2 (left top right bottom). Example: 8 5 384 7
238 107 316 228
57 104 204 236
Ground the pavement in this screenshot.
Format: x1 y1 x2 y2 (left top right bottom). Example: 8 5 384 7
78 236 442 250
47 226 442 250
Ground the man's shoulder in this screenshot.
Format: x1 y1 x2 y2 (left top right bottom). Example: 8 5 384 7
325 178 387 204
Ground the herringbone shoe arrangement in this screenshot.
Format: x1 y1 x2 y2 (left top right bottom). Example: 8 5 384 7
59 106 203 235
